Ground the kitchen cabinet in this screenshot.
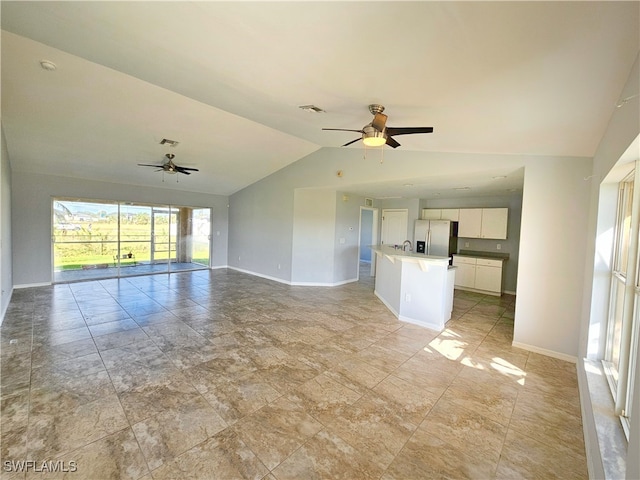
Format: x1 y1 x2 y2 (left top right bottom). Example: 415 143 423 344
421 209 442 220
458 208 508 240
452 256 476 289
421 208 460 221
441 209 460 221
481 208 508 239
458 209 483 238
474 259 503 293
452 255 503 295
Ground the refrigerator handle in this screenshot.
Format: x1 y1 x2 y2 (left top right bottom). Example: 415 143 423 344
427 229 431 254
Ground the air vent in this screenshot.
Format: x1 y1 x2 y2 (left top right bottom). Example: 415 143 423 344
298 105 325 113
159 138 179 147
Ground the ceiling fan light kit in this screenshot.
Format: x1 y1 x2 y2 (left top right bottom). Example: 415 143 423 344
362 126 387 147
138 153 199 180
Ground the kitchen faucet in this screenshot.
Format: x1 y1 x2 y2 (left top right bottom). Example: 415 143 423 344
402 240 412 252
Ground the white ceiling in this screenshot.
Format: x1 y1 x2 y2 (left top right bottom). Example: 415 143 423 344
1 2 638 198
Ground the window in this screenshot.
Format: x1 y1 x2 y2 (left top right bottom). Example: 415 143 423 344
52 198 212 282
604 168 638 439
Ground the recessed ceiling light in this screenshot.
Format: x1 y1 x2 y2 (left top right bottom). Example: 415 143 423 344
403 183 414 187
454 187 471 191
40 60 57 71
492 175 507 180
298 105 325 113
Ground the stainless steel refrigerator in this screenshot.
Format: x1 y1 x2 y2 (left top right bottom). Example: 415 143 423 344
414 219 458 257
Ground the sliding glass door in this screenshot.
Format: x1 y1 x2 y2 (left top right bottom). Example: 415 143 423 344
52 198 211 282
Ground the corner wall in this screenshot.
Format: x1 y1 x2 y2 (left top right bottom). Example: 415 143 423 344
1 126 13 323
513 158 593 359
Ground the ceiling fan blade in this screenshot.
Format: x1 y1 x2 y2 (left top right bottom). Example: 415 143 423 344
386 136 401 148
343 137 362 147
177 167 199 172
322 128 365 133
385 127 434 136
371 113 388 132
138 163 165 168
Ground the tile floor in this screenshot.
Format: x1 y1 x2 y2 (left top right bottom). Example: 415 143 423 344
0 268 587 479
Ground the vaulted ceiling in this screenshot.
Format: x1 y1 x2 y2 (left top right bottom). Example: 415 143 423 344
2 2 639 198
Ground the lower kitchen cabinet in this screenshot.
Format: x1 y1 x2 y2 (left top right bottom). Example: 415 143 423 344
452 255 503 295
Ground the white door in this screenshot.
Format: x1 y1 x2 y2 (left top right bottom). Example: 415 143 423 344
381 209 408 246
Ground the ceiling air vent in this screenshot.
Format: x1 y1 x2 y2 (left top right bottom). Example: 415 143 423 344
298 105 325 113
159 138 179 147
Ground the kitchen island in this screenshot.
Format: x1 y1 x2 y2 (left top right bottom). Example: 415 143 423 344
371 245 456 332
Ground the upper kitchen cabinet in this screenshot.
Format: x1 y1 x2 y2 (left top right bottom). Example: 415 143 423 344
421 209 442 220
481 208 508 239
458 208 508 239
421 208 460 221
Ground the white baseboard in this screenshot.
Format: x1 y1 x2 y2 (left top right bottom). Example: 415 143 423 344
228 266 291 285
14 282 51 289
374 290 443 332
374 290 400 317
0 287 14 327
291 278 358 287
512 341 578 363
229 266 358 287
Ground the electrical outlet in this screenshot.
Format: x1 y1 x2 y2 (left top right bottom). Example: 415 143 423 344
497 244 502 250
405 293 412 302
464 242 470 248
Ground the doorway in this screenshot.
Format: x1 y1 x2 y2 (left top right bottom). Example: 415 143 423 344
358 207 379 279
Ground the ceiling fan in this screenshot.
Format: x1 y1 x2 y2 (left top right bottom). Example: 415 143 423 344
138 154 199 175
323 104 433 148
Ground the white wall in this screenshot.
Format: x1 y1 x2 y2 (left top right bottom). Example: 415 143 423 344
1 127 13 323
11 172 229 286
578 53 640 480
291 189 336 285
513 159 593 359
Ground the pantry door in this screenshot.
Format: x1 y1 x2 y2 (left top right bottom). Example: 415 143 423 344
381 209 408 247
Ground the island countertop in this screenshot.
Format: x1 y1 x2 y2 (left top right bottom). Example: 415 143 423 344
371 245 456 331
370 245 451 263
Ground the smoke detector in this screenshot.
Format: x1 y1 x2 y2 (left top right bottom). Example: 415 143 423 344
40 60 57 71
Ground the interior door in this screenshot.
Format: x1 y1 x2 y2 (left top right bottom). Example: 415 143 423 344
381 209 408 246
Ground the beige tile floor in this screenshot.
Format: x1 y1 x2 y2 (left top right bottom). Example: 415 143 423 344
0 268 587 479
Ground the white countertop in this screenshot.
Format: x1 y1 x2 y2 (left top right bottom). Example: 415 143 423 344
370 245 451 263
